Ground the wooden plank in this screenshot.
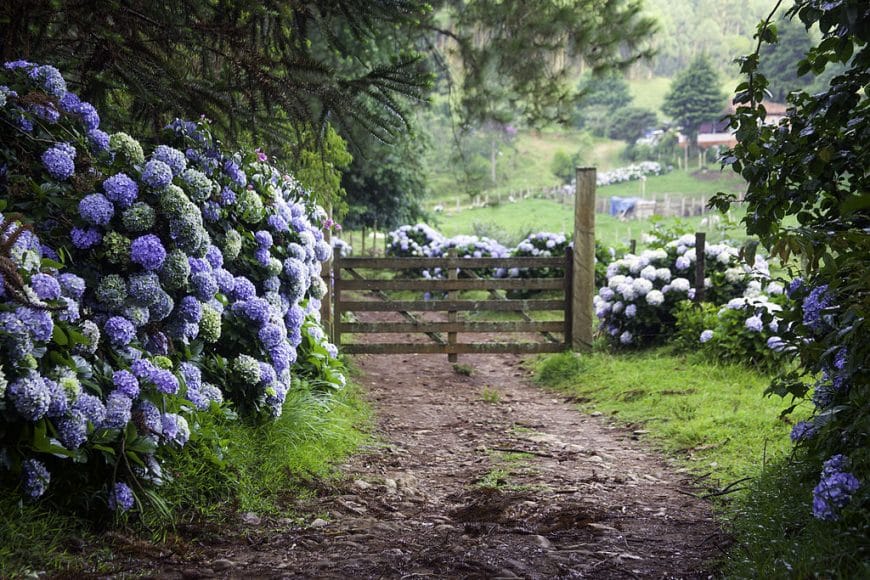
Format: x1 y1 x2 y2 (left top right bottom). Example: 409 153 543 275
333 252 342 346
336 278 565 292
447 251 458 363
563 246 573 347
339 321 566 334
462 268 563 344
338 256 565 269
336 299 566 313
572 167 595 352
343 268 446 345
341 342 568 355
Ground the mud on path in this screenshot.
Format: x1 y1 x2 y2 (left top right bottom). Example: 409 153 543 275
116 349 724 579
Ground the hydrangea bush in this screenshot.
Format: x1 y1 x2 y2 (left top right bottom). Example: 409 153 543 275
595 235 770 347
672 283 788 374
596 161 668 187
0 61 343 511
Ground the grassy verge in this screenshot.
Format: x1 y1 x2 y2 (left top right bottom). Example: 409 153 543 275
533 348 800 484
533 348 868 577
0 379 371 575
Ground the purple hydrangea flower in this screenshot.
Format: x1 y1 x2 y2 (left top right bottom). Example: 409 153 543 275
178 295 202 323
88 129 110 152
803 284 832 331
108 482 135 511
22 459 50 499
77 102 100 130
205 245 224 269
56 411 88 449
33 64 66 97
790 421 816 442
58 273 86 300
215 268 235 294
151 369 179 395
113 370 140 399
74 392 107 427
103 173 139 208
128 272 162 306
18 307 53 342
254 247 270 266
133 400 162 435
745 316 764 332
238 297 271 326
191 272 218 301
78 193 115 226
786 277 803 298
71 227 102 250
141 160 173 189
700 329 714 343
258 323 285 347
130 234 167 271
42 146 75 180
104 391 133 429
152 145 187 176
104 316 136 347
813 456 861 521
59 91 81 112
219 187 236 206
267 214 289 232
8 371 51 421
30 273 61 301
188 257 211 275
232 276 256 300
255 230 273 249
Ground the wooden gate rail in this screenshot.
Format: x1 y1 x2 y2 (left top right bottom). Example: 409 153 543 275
333 254 572 356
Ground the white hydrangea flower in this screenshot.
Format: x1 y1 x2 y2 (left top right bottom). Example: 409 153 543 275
670 278 691 293
617 283 636 301
675 256 691 270
612 301 624 314
599 287 615 301
646 289 664 306
727 297 747 310
717 251 732 265
632 277 653 296
767 282 784 295
608 275 627 290
619 331 633 345
725 268 744 283
655 268 671 282
640 265 658 281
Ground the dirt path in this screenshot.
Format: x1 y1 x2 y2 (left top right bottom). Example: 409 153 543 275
117 350 723 579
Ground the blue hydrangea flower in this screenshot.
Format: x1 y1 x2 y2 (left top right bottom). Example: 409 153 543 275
58 273 86 300
314 240 331 262
232 276 256 301
54 142 77 160
71 227 102 250
133 400 162 435
74 392 107 427
131 358 156 379
113 370 140 399
77 102 100 130
88 129 111 152
803 284 832 331
30 273 61 301
127 272 161 306
33 64 66 97
220 186 237 206
78 193 115 226
45 378 69 417
56 410 88 449
8 371 51 421
130 234 167 271
161 413 190 446
141 160 173 189
22 459 50 499
745 316 764 332
191 272 218 301
103 173 139 208
42 146 75 180
255 230 273 249
108 481 135 512
59 91 81 112
177 295 202 323
790 421 816 442
152 145 187 176
148 291 174 322
813 456 861 521
151 369 179 395
18 307 54 341
267 214 289 232
214 268 235 294
104 316 136 347
104 391 133 429
188 257 211 275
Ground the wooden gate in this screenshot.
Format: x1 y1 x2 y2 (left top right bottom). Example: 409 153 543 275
332 252 573 358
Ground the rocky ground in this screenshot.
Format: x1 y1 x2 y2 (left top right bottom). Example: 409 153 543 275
99 347 725 579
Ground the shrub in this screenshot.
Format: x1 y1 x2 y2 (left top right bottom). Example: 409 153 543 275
0 61 342 513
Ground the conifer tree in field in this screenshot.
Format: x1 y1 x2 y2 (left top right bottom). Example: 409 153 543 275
662 55 726 151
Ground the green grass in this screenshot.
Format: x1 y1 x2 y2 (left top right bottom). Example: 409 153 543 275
533 349 803 484
532 349 869 577
627 76 673 115
600 168 745 199
429 196 746 249
0 380 371 575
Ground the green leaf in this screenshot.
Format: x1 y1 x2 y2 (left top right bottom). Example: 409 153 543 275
51 325 69 346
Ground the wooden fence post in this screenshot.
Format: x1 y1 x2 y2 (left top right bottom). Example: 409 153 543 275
572 167 595 352
629 239 637 254
694 232 706 303
447 250 458 362
332 252 342 346
320 206 332 339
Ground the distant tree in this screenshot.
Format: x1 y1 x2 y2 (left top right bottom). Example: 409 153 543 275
662 56 726 151
341 130 429 230
608 107 658 142
758 15 814 102
578 73 633 110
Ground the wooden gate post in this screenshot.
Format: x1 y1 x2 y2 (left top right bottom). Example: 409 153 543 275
321 206 333 339
694 232 706 303
572 167 595 352
447 250 458 362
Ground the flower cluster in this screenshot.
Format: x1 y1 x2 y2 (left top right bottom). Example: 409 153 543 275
596 237 770 347
386 224 445 257
500 231 569 280
812 455 861 522
596 161 667 187
331 237 352 258
0 62 344 510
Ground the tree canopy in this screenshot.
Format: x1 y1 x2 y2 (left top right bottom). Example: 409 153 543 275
662 55 726 147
